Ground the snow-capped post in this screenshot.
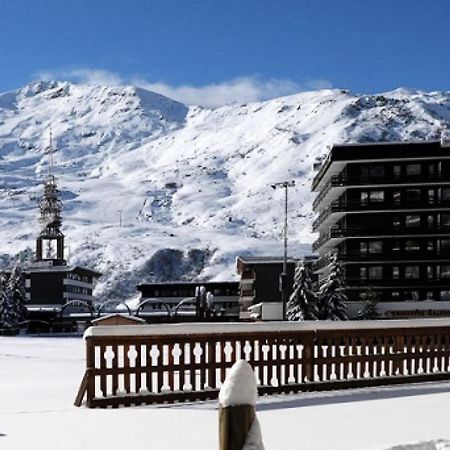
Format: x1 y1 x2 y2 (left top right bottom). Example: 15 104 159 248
218 360 264 450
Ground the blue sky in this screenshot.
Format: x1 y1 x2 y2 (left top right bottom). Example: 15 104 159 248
1 0 450 106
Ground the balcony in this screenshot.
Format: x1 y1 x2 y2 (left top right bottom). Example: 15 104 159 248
340 251 450 262
345 278 450 288
312 228 347 252
312 199 450 232
313 173 447 212
313 255 332 272
313 225 450 252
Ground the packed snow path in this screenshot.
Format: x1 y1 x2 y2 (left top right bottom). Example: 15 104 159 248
1 336 450 449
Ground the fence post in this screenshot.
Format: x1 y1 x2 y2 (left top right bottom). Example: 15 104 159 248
218 360 263 450
303 332 314 382
85 337 95 407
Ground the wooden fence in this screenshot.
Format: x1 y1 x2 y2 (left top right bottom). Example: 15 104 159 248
75 320 450 408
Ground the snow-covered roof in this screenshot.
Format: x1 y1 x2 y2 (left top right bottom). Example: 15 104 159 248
84 318 450 339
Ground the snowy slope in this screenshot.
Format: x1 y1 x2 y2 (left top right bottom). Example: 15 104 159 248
1 81 450 301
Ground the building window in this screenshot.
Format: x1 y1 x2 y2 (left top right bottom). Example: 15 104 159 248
391 291 400 300
427 265 434 280
393 165 401 178
426 291 434 301
442 188 450 202
369 241 383 254
440 290 450 301
368 266 382 279
406 164 421 176
428 189 435 205
405 215 420 227
370 165 385 177
442 214 450 228
405 240 420 252
393 215 401 228
427 240 434 252
427 215 435 229
360 267 367 280
361 191 368 206
405 265 420 279
369 190 384 203
392 240 401 252
405 290 419 301
405 189 421 203
393 191 401 205
440 239 450 255
360 242 368 254
428 163 435 176
440 265 450 279
392 266 400 279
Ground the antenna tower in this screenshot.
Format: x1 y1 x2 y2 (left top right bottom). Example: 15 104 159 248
35 131 66 265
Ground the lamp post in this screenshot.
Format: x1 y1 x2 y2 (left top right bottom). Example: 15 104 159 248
271 180 295 320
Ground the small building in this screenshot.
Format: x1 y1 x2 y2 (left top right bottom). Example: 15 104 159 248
136 281 240 321
236 256 300 317
312 139 450 318
25 264 101 309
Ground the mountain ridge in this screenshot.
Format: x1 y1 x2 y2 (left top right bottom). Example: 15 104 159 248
1 80 449 302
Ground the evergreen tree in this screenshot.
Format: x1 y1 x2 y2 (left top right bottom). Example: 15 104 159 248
357 288 380 320
286 261 318 320
0 264 27 330
317 254 348 320
0 273 14 329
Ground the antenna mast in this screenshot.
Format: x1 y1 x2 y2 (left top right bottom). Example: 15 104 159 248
49 129 54 176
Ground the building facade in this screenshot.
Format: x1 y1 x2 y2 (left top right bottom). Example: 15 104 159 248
236 256 299 313
136 281 240 321
312 140 450 317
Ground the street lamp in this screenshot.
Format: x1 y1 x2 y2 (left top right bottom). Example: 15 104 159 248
271 180 296 320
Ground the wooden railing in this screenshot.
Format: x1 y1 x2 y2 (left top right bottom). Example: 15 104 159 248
75 320 450 408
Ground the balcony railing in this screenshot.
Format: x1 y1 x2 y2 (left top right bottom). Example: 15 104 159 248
340 252 450 262
313 255 332 271
345 278 450 287
313 173 447 211
313 200 450 231
313 225 450 251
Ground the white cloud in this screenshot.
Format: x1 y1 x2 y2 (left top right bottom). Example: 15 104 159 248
134 77 302 108
36 68 123 87
33 68 332 108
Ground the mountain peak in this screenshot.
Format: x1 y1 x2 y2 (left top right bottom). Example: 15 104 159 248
1 84 450 301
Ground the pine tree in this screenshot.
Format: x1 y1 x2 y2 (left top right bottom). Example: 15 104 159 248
317 254 348 320
286 261 318 320
357 288 380 320
0 273 14 329
0 264 28 330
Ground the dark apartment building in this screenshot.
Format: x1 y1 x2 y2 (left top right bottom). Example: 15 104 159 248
312 140 450 317
236 256 299 312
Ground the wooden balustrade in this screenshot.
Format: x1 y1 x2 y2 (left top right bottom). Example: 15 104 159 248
75 320 450 408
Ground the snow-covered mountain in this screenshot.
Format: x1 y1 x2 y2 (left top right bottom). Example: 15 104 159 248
1 80 450 301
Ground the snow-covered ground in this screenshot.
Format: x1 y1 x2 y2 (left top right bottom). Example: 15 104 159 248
1 81 450 302
1 335 450 450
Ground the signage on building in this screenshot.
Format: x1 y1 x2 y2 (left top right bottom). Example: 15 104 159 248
385 309 450 318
